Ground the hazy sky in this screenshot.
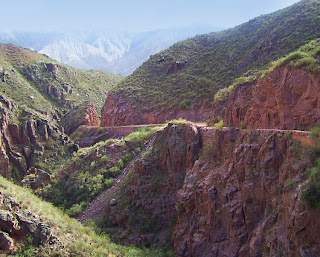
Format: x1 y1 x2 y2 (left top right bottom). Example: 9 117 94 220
1 0 300 32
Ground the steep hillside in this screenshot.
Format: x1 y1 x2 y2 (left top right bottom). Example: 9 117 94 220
225 38 320 130
101 0 320 125
0 43 122 199
0 43 123 114
0 175 164 256
40 126 159 217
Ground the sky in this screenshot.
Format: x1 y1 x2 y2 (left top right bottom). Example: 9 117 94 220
1 0 300 32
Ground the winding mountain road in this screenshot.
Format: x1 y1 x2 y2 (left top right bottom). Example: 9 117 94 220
77 122 313 223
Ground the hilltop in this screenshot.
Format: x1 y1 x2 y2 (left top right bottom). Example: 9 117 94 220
0 43 123 115
101 0 320 125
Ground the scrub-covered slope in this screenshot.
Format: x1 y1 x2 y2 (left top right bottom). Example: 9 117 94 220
101 0 320 125
0 43 123 114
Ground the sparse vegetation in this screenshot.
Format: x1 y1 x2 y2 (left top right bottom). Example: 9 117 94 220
200 144 215 160
0 176 161 256
309 125 320 141
41 127 159 213
0 43 123 115
214 119 224 128
113 0 320 111
301 157 320 207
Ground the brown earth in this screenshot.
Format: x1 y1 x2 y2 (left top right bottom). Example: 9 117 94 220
225 67 320 130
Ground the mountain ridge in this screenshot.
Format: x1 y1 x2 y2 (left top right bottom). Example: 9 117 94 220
0 25 221 75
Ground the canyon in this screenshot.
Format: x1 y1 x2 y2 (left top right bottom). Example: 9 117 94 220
1 1 320 256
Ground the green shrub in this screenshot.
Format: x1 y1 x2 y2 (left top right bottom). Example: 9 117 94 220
179 99 192 109
108 166 121 177
301 157 320 207
104 178 114 188
309 126 320 141
214 119 224 128
67 202 85 217
301 182 320 207
214 85 234 101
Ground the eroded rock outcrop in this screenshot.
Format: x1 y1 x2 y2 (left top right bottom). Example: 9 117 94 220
105 123 320 256
225 67 320 129
173 127 320 256
0 97 67 182
105 122 201 246
0 192 63 254
60 101 99 135
100 91 212 126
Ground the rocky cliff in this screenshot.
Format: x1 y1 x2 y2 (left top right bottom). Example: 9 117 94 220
173 126 319 256
60 101 99 135
225 67 320 130
0 94 76 191
104 122 201 246
103 122 320 256
100 91 212 126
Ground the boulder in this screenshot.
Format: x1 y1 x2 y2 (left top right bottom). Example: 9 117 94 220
0 210 21 234
0 232 13 251
45 63 58 73
109 199 118 206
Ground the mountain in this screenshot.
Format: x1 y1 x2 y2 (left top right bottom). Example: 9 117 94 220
0 43 122 114
0 42 122 192
100 0 320 126
2 1 320 256
0 25 221 75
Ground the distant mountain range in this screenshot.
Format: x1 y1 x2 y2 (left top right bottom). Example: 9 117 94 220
0 25 220 75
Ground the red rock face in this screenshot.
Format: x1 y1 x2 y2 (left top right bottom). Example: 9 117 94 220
0 112 10 178
106 122 202 246
60 101 99 135
225 67 320 129
106 123 320 256
84 102 99 127
173 127 320 257
100 91 212 126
